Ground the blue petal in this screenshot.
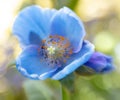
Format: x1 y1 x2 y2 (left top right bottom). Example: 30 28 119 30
16 45 57 80
50 7 86 53
52 40 94 80
12 5 57 47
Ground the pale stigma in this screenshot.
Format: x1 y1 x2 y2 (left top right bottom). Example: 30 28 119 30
47 46 55 55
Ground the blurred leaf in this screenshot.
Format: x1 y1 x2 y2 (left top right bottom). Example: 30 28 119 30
108 89 120 100
23 80 54 100
60 73 75 92
52 0 79 9
45 80 61 100
7 60 16 68
59 73 76 100
89 75 120 100
75 65 96 76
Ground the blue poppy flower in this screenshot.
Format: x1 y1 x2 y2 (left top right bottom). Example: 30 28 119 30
12 5 94 80
84 52 115 73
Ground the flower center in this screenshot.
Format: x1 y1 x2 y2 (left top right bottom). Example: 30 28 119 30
38 35 73 67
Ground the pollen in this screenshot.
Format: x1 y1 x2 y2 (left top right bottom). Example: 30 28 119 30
38 35 73 67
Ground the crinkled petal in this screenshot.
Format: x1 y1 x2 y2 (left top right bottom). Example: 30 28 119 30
12 5 57 47
52 40 94 80
16 45 57 80
50 7 85 53
50 7 86 53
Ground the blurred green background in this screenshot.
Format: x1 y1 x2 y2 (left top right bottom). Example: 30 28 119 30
0 0 120 100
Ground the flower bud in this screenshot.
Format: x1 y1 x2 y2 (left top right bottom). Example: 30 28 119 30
76 52 115 75
84 52 115 73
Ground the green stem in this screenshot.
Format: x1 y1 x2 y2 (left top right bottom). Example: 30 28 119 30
61 84 70 100
59 73 75 100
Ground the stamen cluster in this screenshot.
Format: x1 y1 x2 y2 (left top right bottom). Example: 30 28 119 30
38 35 73 67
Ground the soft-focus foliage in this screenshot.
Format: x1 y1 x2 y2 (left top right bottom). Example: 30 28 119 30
0 0 120 100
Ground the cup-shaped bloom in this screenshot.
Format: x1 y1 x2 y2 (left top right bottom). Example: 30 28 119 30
84 52 115 73
12 5 94 80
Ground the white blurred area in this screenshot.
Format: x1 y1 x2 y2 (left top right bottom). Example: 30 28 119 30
0 0 23 44
0 0 53 45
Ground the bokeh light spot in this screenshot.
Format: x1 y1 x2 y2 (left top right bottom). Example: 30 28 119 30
93 31 116 53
